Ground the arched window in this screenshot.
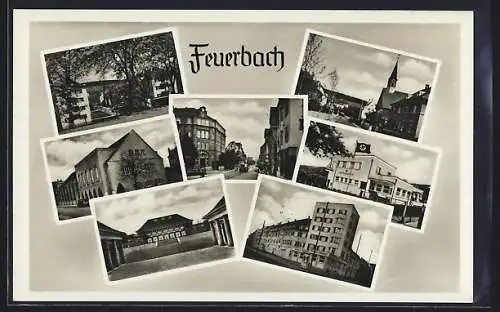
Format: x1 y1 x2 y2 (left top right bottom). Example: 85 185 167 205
94 168 99 181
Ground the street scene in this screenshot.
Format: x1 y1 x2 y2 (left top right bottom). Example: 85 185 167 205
244 176 392 288
43 29 184 134
91 176 236 282
41 116 184 221
294 30 439 141
295 120 440 230
171 96 306 181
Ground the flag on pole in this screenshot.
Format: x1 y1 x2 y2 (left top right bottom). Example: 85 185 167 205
355 142 371 154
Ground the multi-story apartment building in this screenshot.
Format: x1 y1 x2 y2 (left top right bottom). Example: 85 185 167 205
52 130 169 207
302 202 360 277
277 98 304 179
173 106 226 171
246 201 369 280
250 218 311 260
325 154 424 206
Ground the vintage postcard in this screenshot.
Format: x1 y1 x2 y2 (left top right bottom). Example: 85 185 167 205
292 118 442 232
170 94 308 183
242 175 393 290
292 29 441 142
89 175 237 284
41 27 187 135
40 115 187 223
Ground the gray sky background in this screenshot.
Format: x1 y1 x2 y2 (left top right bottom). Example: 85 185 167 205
299 122 439 185
308 32 439 102
249 177 391 264
173 98 283 159
44 118 177 181
94 178 224 235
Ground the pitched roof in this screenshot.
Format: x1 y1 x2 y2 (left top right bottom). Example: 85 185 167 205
202 197 226 220
96 221 127 236
137 214 193 232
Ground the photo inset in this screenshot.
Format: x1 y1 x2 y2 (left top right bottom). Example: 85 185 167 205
41 116 185 222
171 95 307 181
42 28 185 135
294 30 440 142
91 176 236 283
243 176 392 289
294 119 441 231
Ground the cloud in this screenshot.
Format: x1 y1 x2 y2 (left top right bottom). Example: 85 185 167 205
356 51 394 68
299 148 330 167
262 179 283 194
358 209 387 233
395 156 434 184
44 119 177 180
381 144 414 160
352 229 383 264
340 68 384 88
400 58 435 82
397 76 424 94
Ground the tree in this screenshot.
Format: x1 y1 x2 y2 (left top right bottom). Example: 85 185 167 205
44 47 93 131
179 134 198 171
88 37 153 111
301 33 327 77
305 121 351 158
145 33 184 94
219 150 240 169
119 154 156 190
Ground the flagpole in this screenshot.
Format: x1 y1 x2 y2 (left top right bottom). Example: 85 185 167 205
346 141 357 193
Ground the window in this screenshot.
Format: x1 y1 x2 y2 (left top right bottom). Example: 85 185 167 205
376 184 382 192
382 185 390 194
376 167 382 174
354 162 361 170
317 208 323 213
314 217 322 222
329 209 335 214
284 126 289 144
334 227 343 234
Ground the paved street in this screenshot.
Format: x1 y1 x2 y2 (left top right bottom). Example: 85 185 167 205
108 245 235 281
59 106 169 135
57 206 91 220
227 170 258 180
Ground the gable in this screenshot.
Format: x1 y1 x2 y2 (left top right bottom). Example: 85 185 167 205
106 131 159 164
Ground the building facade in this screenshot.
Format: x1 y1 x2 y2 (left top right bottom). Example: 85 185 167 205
303 202 361 278
250 218 311 261
277 98 304 179
134 214 194 245
202 197 234 247
246 201 369 280
97 221 127 273
54 85 92 130
174 107 226 171
52 130 168 207
325 153 424 206
52 172 79 207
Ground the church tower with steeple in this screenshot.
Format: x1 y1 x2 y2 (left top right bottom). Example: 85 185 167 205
387 55 399 93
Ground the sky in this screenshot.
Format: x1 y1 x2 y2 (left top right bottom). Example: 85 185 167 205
173 98 303 159
248 177 391 264
299 122 439 185
44 118 178 182
93 178 224 235
307 33 439 102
